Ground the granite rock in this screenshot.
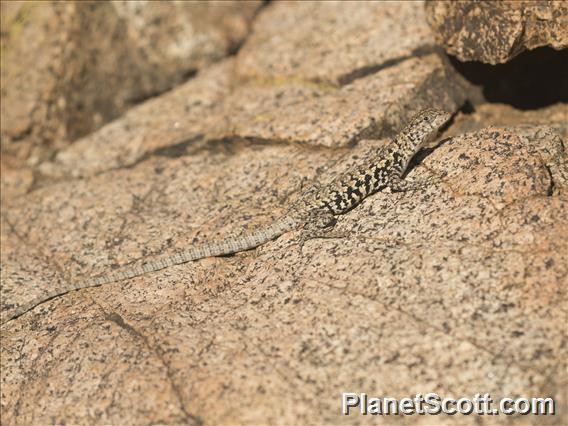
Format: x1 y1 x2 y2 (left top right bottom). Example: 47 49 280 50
41 53 475 178
1 1 566 424
447 103 568 195
236 1 436 85
0 1 261 166
425 0 568 64
39 60 235 179
448 103 567 136
1 116 566 424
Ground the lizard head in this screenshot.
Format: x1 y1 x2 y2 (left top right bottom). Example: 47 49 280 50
403 108 452 149
392 108 452 174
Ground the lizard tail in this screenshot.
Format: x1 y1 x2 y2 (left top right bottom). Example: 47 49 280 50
88 214 299 286
1 215 299 325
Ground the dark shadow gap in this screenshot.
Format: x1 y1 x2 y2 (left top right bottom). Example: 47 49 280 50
337 45 442 86
449 47 568 110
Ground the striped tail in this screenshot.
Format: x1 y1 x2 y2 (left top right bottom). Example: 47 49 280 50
1 215 300 325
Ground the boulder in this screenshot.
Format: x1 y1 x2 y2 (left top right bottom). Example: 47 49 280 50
425 1 568 64
0 1 261 166
1 1 566 424
2 114 565 423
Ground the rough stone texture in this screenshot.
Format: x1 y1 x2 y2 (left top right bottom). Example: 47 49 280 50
447 103 568 196
425 1 568 64
35 0 478 180
39 60 235 179
0 1 261 165
1 1 567 424
42 52 474 179
0 161 35 205
217 53 473 149
1 120 566 424
449 103 567 136
235 1 436 85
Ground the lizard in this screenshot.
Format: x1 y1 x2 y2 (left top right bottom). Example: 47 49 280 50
1 108 451 325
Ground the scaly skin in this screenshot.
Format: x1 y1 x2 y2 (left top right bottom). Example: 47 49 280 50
1 108 451 325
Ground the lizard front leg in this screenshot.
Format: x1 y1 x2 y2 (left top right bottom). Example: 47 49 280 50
298 209 347 252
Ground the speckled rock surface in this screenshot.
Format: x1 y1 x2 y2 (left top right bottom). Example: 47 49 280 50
1 118 566 423
235 1 436 85
43 52 473 179
3 3 478 198
39 60 235 179
1 1 567 424
425 1 568 64
38 0 479 179
0 1 261 166
447 104 568 195
218 53 473 148
449 103 567 136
